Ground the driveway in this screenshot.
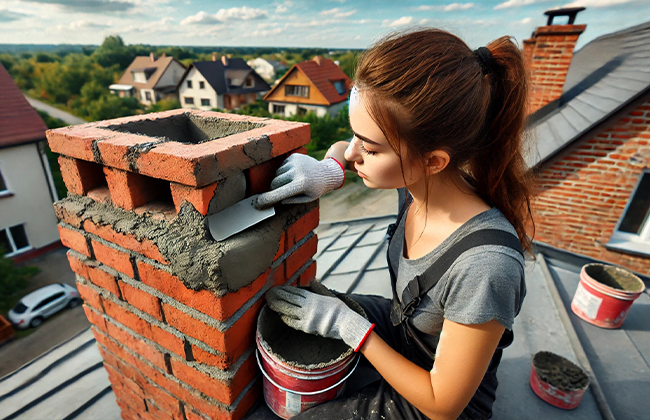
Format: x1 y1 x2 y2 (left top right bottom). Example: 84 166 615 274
24 95 87 126
0 248 90 378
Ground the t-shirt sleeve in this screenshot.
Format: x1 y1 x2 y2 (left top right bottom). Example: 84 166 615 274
440 249 525 330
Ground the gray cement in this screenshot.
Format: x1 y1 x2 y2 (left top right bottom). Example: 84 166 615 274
105 113 264 145
208 173 247 214
533 351 590 391
58 195 316 294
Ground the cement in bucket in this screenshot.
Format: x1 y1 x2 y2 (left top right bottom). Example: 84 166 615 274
571 263 645 329
256 304 358 419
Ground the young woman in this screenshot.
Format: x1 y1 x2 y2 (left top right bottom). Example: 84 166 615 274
257 28 534 420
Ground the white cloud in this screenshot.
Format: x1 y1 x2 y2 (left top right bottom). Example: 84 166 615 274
563 0 637 7
0 8 29 22
383 16 413 28
245 27 285 38
57 19 110 30
417 3 474 11
275 1 292 13
180 7 267 25
519 17 532 24
494 0 537 10
320 7 356 17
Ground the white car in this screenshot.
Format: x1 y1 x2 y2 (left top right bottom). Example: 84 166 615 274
8 283 81 329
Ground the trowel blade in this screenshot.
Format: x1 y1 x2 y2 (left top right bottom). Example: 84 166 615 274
207 195 275 241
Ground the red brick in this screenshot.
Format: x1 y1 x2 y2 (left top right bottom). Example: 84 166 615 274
150 324 186 358
104 320 167 371
246 154 286 196
76 280 103 312
299 260 317 286
104 167 172 211
161 298 264 362
59 225 91 257
169 354 256 405
102 297 151 337
88 264 121 297
286 235 318 279
138 262 269 322
58 156 106 196
91 240 134 278
287 207 319 247
189 345 229 370
47 124 115 162
83 219 168 265
118 281 162 321
83 304 108 332
67 250 89 278
170 182 218 215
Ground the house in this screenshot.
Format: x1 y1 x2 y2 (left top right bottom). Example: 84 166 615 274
264 56 351 118
0 64 60 262
246 57 287 83
524 7 650 277
109 53 186 106
177 54 271 111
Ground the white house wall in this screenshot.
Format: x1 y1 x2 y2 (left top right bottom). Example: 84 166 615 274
178 67 219 110
0 143 60 253
269 101 347 118
156 61 185 88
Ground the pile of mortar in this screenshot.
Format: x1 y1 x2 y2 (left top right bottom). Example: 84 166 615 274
257 282 368 369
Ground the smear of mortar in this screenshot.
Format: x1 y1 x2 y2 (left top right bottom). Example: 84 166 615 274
58 194 316 294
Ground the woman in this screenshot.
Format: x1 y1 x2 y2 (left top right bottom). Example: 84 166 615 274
257 28 534 420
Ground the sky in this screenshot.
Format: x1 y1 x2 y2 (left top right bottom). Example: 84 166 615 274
0 0 649 51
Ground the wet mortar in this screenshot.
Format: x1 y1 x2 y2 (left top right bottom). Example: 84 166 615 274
585 264 645 292
105 113 265 145
258 283 367 369
58 194 316 294
532 351 589 391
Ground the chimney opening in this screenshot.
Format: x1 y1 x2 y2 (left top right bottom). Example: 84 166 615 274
544 6 585 26
104 113 265 145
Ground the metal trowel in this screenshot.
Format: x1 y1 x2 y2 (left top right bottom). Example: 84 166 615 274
207 194 275 241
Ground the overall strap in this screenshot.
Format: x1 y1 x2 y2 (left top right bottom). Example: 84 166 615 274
391 228 524 326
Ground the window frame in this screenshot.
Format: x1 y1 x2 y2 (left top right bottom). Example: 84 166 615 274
184 97 195 105
199 81 205 89
187 80 193 89
1 224 31 257
332 80 346 95
200 98 211 107
272 104 285 114
285 85 309 98
0 166 11 198
607 169 650 256
144 91 152 101
244 77 254 88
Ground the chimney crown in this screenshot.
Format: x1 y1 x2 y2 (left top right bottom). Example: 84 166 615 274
544 6 585 25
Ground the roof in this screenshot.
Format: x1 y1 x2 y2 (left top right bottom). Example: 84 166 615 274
0 64 47 149
9 215 648 419
186 59 271 95
19 284 67 307
117 55 181 90
266 57 351 106
526 20 650 168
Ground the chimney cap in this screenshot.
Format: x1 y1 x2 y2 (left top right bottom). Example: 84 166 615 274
544 7 585 25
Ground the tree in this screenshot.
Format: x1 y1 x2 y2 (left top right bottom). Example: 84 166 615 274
0 246 39 315
93 35 134 70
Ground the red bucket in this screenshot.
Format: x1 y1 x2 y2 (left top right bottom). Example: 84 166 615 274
256 305 358 419
571 263 645 329
530 351 590 409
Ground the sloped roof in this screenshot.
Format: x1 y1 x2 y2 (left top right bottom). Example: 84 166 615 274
0 64 47 149
295 58 351 105
187 59 271 95
117 55 180 90
526 20 650 168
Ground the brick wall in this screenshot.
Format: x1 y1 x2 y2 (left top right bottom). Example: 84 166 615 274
527 24 586 114
48 109 319 420
532 96 650 276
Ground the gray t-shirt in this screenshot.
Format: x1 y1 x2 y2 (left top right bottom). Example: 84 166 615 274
389 207 526 350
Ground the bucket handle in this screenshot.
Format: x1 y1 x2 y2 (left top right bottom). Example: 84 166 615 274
256 349 360 396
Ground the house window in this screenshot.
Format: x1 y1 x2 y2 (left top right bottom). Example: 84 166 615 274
285 85 309 98
187 80 193 88
0 224 30 256
199 81 205 89
608 171 650 254
0 169 8 193
144 91 152 101
244 77 254 88
333 80 346 95
185 97 194 105
272 104 285 114
201 98 211 107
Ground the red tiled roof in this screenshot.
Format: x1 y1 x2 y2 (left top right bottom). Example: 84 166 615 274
295 58 351 105
0 64 47 149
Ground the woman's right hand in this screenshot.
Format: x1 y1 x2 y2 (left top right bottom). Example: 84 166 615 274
254 153 345 209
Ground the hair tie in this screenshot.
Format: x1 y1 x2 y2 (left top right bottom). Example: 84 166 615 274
473 47 495 76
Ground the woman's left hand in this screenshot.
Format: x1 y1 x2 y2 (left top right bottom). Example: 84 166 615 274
266 285 373 350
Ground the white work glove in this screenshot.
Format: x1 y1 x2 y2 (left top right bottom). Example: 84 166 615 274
254 154 344 209
266 285 374 351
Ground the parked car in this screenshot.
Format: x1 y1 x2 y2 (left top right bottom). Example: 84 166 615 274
7 283 81 329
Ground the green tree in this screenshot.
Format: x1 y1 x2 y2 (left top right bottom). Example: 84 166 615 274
147 98 181 113
93 35 133 70
0 246 39 315
85 94 142 121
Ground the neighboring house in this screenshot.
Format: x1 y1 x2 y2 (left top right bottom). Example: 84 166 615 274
264 56 351 118
524 8 650 276
177 55 271 111
0 64 60 262
246 57 287 83
109 53 186 106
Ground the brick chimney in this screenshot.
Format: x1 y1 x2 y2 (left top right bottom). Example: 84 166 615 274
48 110 319 420
525 7 586 114
221 55 228 66
150 52 155 62
313 56 322 66
212 52 217 62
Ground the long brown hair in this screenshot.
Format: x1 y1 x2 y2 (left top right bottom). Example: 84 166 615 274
355 28 535 252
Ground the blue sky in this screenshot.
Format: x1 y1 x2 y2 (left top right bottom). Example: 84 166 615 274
1 0 649 51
